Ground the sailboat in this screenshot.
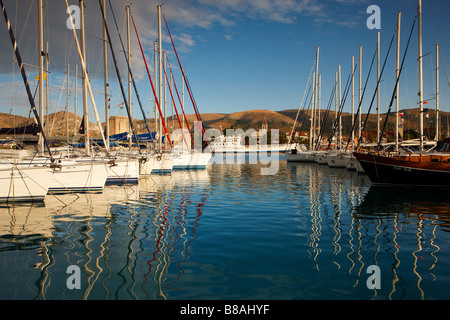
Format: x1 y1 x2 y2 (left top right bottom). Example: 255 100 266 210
0 0 55 202
354 0 450 188
286 48 320 163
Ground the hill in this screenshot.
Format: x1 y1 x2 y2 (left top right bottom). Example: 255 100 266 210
1 108 449 140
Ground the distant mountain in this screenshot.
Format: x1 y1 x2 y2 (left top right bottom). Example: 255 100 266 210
1 108 449 139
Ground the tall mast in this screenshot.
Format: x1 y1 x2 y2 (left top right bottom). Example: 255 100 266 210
358 46 362 142
158 5 163 149
335 71 338 144
74 64 78 138
313 47 319 149
126 5 131 144
418 0 424 150
338 65 342 149
66 63 70 141
182 68 185 144
45 41 49 139
351 55 355 149
310 72 315 149
79 0 89 155
318 73 321 149
377 31 381 145
154 41 158 135
163 50 168 149
395 12 401 151
103 0 109 148
436 43 440 142
38 0 44 154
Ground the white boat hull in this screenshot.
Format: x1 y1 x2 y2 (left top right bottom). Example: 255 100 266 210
0 164 53 202
49 161 108 194
104 158 139 185
327 153 351 168
286 150 315 162
173 152 212 170
140 154 173 175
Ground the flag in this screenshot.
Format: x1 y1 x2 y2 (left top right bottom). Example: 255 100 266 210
425 113 429 118
399 112 404 117
423 108 429 112
424 101 429 105
35 73 47 80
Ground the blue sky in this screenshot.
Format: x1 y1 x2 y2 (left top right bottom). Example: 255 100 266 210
1 0 449 126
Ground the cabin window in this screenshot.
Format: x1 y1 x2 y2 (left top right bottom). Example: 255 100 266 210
439 141 450 152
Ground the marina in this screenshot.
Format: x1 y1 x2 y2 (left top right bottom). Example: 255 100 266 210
0 155 449 300
0 0 449 303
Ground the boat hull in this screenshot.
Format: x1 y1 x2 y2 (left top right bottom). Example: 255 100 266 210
327 153 351 168
105 159 139 185
172 152 212 170
354 152 450 188
286 150 315 162
49 162 108 194
0 164 53 202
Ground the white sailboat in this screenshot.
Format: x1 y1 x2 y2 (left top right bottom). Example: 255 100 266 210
0 163 53 202
0 0 55 202
287 47 320 163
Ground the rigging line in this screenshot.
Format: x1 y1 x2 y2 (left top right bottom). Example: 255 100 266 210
162 11 209 147
107 2 157 149
97 0 141 151
129 9 173 149
294 82 314 143
378 15 417 149
357 24 398 149
344 48 377 151
314 83 336 151
326 70 353 150
0 0 53 159
166 56 192 142
288 55 316 147
439 48 450 90
162 59 190 149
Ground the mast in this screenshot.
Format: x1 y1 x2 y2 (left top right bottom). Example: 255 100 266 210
318 73 321 149
163 50 168 150
310 72 315 149
351 55 355 149
377 31 381 146
38 0 44 154
79 0 89 155
45 41 49 139
126 5 131 147
313 47 319 150
395 12 401 151
74 64 78 138
182 69 185 144
359 46 362 143
436 43 440 142
418 0 424 150
338 65 342 149
335 71 338 145
158 5 163 149
103 0 109 148
154 41 158 136
66 64 70 141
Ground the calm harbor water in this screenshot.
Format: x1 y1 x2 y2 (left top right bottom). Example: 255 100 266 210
0 154 449 300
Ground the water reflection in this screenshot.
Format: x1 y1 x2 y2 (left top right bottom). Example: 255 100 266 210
0 159 449 300
287 161 449 299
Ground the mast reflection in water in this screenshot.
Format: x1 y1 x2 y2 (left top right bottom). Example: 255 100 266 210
0 155 449 300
